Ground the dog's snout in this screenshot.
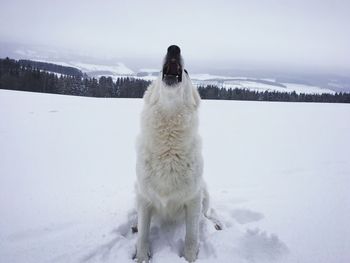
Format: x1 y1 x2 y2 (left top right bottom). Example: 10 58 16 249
167 45 181 57
164 62 180 75
162 45 183 86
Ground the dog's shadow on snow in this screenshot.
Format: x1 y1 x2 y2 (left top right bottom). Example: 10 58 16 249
81 208 288 262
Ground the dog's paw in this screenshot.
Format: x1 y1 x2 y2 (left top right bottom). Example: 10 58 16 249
135 248 151 263
184 245 198 262
135 253 150 263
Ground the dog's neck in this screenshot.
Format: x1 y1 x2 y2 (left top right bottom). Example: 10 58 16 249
159 75 189 112
158 82 187 113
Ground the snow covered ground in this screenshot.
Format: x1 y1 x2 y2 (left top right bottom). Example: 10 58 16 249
0 90 349 263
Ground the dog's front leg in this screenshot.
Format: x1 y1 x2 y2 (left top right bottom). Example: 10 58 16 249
136 201 152 263
184 196 201 262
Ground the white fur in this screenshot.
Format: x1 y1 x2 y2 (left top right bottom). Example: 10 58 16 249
135 71 208 262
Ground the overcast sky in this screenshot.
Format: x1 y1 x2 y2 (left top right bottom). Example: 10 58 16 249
1 0 349 73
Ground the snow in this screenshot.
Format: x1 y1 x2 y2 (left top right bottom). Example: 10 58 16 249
280 82 336 94
137 75 160 81
32 59 75 68
193 78 335 95
39 70 64 78
138 69 160 73
24 59 336 94
71 62 134 75
184 74 334 94
189 74 235 80
0 90 349 263
222 80 285 91
32 59 135 76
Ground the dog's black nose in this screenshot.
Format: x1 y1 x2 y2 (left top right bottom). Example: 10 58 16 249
167 45 181 57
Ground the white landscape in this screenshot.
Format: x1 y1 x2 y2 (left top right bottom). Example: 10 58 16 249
0 89 349 263
29 59 338 95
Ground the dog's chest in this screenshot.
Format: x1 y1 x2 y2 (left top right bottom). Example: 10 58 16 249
143 108 198 200
153 107 189 134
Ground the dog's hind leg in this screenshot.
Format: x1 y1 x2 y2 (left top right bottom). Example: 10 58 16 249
205 209 223 230
202 187 210 217
202 188 223 231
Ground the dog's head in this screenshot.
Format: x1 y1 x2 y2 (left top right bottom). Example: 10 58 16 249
162 45 183 86
143 45 200 108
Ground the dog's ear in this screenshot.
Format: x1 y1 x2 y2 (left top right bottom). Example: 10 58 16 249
143 80 160 105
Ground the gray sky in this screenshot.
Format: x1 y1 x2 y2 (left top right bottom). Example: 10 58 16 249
1 0 350 73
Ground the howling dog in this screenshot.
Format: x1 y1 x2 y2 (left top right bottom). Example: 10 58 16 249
135 45 220 262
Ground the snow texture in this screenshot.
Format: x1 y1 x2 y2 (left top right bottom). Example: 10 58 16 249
33 59 135 75
0 90 349 263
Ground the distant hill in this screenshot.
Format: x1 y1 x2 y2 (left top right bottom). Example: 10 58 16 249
0 57 150 97
1 57 350 103
18 59 83 78
2 41 350 93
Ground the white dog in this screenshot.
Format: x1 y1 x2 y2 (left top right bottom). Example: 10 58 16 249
134 45 218 263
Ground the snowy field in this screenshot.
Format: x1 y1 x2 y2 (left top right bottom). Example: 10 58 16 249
0 90 349 263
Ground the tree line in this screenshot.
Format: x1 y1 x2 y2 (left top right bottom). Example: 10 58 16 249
0 58 150 98
19 59 84 78
197 85 350 103
1 57 350 103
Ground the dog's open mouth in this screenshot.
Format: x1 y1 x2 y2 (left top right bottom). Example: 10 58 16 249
162 61 182 86
162 45 183 86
